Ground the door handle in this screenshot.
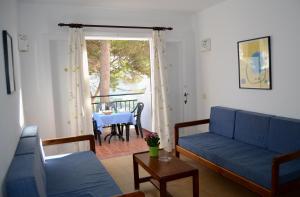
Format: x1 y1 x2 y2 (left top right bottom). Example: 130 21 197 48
184 92 189 104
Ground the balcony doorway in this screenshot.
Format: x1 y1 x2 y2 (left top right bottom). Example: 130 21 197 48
86 36 152 159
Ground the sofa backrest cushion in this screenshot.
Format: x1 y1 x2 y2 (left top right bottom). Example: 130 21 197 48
234 110 271 148
5 153 47 197
15 137 37 155
210 106 237 138
5 126 47 197
268 117 300 153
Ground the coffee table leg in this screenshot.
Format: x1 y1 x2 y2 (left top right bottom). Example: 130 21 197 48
193 172 199 197
133 158 140 190
160 181 167 197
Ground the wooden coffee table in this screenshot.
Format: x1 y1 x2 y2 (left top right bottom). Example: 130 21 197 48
133 150 199 197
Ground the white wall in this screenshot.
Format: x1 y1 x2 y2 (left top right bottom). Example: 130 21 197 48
196 0 300 119
0 0 23 195
18 2 198 139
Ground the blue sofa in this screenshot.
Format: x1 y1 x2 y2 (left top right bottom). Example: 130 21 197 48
175 106 300 196
4 126 144 197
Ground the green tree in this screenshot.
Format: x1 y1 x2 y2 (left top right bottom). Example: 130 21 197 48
87 40 150 98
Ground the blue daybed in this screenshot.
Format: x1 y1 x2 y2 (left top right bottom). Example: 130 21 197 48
175 106 300 196
4 126 144 197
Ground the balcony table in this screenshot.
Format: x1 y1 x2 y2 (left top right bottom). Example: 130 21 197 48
93 112 136 143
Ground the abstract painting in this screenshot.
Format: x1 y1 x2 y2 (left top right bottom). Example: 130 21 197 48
238 36 271 89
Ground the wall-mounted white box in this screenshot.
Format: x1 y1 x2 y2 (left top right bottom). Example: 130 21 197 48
18 34 29 52
200 38 211 52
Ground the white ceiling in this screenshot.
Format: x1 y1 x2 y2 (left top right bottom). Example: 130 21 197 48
18 0 227 12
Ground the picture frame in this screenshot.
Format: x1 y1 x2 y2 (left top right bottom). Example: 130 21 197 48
237 36 271 90
2 30 16 94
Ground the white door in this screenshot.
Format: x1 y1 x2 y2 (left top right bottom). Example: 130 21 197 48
166 41 197 136
166 42 184 127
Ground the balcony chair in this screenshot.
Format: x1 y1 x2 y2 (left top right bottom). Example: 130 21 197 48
93 119 102 145
120 102 144 140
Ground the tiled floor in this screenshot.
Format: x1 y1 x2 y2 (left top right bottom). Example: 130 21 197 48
95 128 149 160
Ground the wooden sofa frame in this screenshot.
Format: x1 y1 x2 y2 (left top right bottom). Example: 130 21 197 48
174 119 300 197
43 134 145 197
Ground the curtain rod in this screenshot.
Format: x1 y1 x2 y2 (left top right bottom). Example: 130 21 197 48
58 23 173 31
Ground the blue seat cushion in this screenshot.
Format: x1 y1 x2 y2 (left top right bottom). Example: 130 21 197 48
268 116 300 154
209 106 236 138
5 154 47 197
21 125 38 138
179 132 300 188
45 151 122 197
234 110 271 148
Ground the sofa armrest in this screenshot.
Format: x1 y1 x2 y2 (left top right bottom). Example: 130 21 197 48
272 150 300 195
114 191 145 197
42 134 96 153
174 119 210 145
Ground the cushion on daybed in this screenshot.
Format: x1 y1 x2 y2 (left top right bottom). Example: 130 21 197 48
5 135 47 197
268 116 300 154
209 106 237 138
45 151 122 197
234 111 271 148
179 133 276 188
179 132 300 188
15 137 39 155
5 126 122 197
179 132 237 161
179 107 300 189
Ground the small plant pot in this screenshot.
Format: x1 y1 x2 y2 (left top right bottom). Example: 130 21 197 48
149 146 159 157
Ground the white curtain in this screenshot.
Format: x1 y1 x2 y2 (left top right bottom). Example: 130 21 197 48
66 28 93 151
151 31 172 152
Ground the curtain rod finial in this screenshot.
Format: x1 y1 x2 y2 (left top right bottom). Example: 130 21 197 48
153 27 173 31
58 23 83 28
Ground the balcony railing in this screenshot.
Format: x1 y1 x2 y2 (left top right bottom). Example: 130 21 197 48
91 93 143 112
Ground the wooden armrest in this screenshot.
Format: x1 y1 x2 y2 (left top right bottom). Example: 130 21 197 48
174 119 210 145
273 150 300 165
272 150 300 194
175 119 210 130
114 191 145 197
42 134 95 153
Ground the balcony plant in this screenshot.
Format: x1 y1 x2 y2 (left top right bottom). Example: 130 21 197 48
145 132 160 157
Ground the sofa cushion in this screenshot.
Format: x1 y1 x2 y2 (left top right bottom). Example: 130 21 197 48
179 133 274 188
179 132 300 188
15 137 37 155
209 106 237 138
5 154 47 197
234 111 271 148
21 125 38 138
179 132 242 161
268 117 300 154
45 151 122 197
15 135 45 162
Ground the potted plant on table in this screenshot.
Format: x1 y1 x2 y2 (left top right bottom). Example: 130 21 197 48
145 132 160 157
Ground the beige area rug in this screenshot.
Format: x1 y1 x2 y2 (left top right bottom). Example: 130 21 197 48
102 155 300 197
101 155 253 197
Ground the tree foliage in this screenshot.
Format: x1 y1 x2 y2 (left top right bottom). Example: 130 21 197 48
86 40 150 95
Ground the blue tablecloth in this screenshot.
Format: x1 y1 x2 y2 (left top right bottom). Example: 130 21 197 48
93 112 136 133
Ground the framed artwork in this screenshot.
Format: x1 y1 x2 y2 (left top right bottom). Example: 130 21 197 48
2 30 16 94
237 36 271 89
